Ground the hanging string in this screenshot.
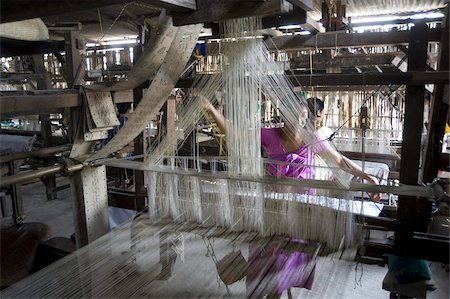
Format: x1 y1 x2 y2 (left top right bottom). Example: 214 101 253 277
139 16 382 249
96 3 132 43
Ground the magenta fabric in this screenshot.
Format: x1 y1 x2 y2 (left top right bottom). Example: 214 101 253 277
248 128 329 295
261 128 330 179
246 241 316 297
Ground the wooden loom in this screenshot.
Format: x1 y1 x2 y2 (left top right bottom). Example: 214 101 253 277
1 2 448 297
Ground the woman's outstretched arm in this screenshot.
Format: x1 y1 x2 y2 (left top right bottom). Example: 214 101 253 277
201 97 228 135
319 145 381 202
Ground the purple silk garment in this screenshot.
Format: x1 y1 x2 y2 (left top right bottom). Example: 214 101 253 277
246 241 316 297
247 128 328 295
261 128 330 179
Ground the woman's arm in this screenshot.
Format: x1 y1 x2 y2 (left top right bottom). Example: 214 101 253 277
319 145 381 201
202 98 228 135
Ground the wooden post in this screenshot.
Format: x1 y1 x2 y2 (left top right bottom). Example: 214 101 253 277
133 43 147 212
64 31 82 143
8 161 24 224
396 23 431 256
166 96 177 156
70 166 110 247
32 54 57 200
421 6 449 183
63 31 81 88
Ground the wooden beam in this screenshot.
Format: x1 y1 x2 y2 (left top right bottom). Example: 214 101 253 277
175 71 449 88
399 24 429 185
261 6 306 28
287 0 314 11
132 44 147 213
266 28 441 51
0 38 65 57
0 90 80 117
300 13 325 33
396 23 431 258
297 85 398 92
0 0 196 23
32 54 58 201
1 0 130 23
290 53 396 69
0 145 72 164
0 89 135 117
150 0 196 11
1 72 47 82
63 31 83 88
421 5 450 183
108 190 145 211
410 232 449 263
286 71 449 86
70 166 109 247
172 0 292 26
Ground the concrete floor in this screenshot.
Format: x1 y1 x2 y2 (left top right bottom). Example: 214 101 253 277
15 177 450 298
21 176 74 239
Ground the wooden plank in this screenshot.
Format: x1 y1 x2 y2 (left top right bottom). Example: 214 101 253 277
266 28 441 51
111 90 134 103
172 0 292 26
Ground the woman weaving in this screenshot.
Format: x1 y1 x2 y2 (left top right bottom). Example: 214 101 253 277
203 96 380 200
202 95 381 297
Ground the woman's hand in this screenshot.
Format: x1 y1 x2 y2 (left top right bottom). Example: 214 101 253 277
366 175 381 202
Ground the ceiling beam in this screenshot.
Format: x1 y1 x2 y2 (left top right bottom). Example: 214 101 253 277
172 0 292 26
290 53 397 69
150 0 196 11
266 28 441 51
296 85 399 92
262 6 306 28
287 71 449 86
175 70 449 88
0 38 65 57
300 13 325 33
0 0 196 24
287 0 314 11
